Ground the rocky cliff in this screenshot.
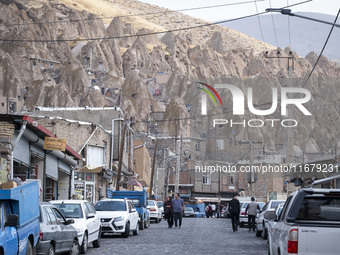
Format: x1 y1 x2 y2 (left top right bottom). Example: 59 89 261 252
0 0 339 158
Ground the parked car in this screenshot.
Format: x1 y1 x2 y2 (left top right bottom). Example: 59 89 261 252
156 201 164 218
255 200 285 238
94 199 139 238
37 203 79 255
239 201 265 227
50 200 101 254
183 206 195 217
268 188 340 255
266 203 284 237
106 189 150 230
147 200 162 223
0 181 40 255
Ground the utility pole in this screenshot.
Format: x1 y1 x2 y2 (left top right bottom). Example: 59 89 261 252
164 162 170 198
287 57 294 164
149 139 158 198
116 123 126 191
175 136 182 194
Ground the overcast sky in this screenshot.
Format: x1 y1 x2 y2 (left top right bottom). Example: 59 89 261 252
139 0 340 22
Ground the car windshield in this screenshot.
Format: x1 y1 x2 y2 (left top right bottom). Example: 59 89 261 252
147 201 155 206
295 196 340 221
157 202 163 207
270 201 284 209
53 204 83 218
185 207 194 211
95 201 126 211
131 199 140 208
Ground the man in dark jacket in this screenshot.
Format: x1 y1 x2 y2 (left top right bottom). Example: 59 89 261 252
229 195 240 232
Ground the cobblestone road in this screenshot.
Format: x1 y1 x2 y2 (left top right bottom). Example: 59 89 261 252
87 217 267 255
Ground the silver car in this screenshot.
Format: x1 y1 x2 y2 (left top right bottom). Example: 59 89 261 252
183 207 195 217
37 203 79 255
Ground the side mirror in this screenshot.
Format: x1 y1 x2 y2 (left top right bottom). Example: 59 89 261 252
87 213 95 219
264 211 276 221
130 208 137 213
5 214 18 227
66 219 75 225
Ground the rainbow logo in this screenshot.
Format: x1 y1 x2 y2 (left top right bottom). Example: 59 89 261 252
197 82 223 107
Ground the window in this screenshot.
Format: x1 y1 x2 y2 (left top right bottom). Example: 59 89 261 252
53 204 83 219
53 208 66 224
228 175 234 185
83 203 90 217
94 201 127 211
202 172 211 185
86 145 105 167
85 202 96 214
46 207 58 224
195 142 200 151
216 139 224 150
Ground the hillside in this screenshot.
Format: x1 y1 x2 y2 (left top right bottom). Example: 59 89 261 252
0 0 339 160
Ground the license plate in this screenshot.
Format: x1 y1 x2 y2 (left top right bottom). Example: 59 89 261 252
185 214 190 216
102 223 110 227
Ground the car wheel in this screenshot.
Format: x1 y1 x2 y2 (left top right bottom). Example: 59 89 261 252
68 239 80 255
239 222 244 228
93 229 101 248
262 228 268 240
26 241 33 255
48 244 55 255
122 222 130 238
255 225 262 237
155 218 159 223
139 219 144 230
80 232 88 254
133 224 139 235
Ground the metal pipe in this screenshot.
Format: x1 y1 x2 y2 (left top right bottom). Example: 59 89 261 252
312 174 340 187
78 126 98 154
11 121 27 179
111 118 124 170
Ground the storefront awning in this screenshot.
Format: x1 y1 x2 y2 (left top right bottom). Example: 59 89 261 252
78 165 105 173
194 197 220 203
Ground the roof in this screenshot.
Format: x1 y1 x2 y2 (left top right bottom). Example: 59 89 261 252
22 115 81 159
50 200 87 204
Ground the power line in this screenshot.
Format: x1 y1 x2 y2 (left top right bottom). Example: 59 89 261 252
0 0 312 43
269 0 279 47
287 0 292 48
0 0 265 27
302 8 340 88
254 0 265 42
0 12 267 43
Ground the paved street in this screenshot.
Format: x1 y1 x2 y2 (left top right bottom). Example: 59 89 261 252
87 218 268 255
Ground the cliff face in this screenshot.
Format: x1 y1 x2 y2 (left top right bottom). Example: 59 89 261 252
0 0 339 157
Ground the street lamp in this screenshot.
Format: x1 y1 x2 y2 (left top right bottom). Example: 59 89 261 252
266 8 340 28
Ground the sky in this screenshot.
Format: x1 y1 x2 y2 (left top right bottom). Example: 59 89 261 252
139 0 340 22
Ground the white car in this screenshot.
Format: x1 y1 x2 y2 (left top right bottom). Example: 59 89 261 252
94 199 139 238
268 188 340 255
50 200 101 254
147 200 162 223
239 201 265 227
255 200 285 238
156 201 164 218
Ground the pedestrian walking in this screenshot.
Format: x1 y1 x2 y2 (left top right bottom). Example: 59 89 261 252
164 196 173 228
211 203 216 218
229 195 240 232
172 193 184 228
245 197 260 232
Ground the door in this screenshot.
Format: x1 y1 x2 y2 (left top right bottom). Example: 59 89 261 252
128 202 139 230
2 203 18 255
84 202 99 242
52 208 74 252
45 207 63 253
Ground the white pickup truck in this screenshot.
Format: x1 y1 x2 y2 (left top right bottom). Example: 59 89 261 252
268 188 340 255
